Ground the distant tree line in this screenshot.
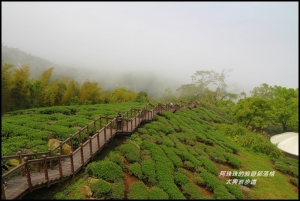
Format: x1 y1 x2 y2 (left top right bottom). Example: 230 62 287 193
1 62 150 114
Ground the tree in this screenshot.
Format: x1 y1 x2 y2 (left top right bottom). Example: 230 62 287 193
191 69 235 103
1 62 14 114
79 80 102 104
250 83 275 98
272 86 298 132
10 64 31 110
233 97 273 132
135 91 150 102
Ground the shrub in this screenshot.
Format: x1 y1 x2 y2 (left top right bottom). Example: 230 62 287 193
89 179 111 198
85 160 123 182
118 142 141 163
213 186 232 199
290 178 298 187
198 156 219 176
127 181 149 199
200 171 223 192
194 176 206 186
174 172 189 186
128 162 143 180
149 186 169 199
110 180 125 199
225 183 244 199
182 182 204 199
223 153 242 168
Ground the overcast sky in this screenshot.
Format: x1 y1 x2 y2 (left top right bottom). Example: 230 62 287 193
2 2 298 94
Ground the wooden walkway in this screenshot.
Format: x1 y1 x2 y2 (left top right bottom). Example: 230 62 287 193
1 102 198 200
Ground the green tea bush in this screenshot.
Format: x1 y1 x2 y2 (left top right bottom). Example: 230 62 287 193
162 135 175 147
182 182 204 199
161 145 182 168
223 153 242 168
174 172 189 186
200 171 224 192
194 176 206 186
127 181 149 199
118 142 141 163
183 161 195 171
89 179 111 198
85 160 123 182
290 178 298 187
225 183 244 199
110 179 125 199
149 186 169 199
128 162 143 180
157 181 185 199
213 186 232 199
198 156 218 176
141 159 157 185
204 146 227 163
107 151 125 169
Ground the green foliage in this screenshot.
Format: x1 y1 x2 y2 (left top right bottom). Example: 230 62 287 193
149 186 169 199
85 160 123 182
55 178 87 200
118 142 141 163
200 171 224 192
141 159 157 185
213 186 232 199
89 179 111 198
194 176 206 186
223 153 242 168
174 172 189 186
128 162 143 180
239 132 284 158
182 182 205 199
198 156 219 175
225 183 244 199
110 180 125 199
107 151 125 169
158 181 186 199
127 181 149 199
290 178 298 187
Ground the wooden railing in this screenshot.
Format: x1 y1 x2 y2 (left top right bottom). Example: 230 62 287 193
1 101 199 200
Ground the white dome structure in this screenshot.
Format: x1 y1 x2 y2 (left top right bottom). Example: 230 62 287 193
270 132 298 159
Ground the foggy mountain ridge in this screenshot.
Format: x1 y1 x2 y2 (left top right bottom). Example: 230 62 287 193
1 44 185 99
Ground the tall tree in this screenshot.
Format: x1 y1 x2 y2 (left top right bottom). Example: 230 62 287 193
233 97 273 132
10 64 31 110
1 62 14 114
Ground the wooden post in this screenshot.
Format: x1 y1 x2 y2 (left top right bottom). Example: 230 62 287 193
69 134 73 152
97 131 100 149
80 143 84 165
79 130 82 144
34 150 39 171
93 119 96 136
24 157 32 192
86 123 89 139
89 136 93 157
100 115 102 129
42 155 49 186
104 126 107 142
1 178 6 200
110 121 113 137
48 149 53 169
17 151 23 176
57 153 63 183
59 141 63 155
70 152 74 175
